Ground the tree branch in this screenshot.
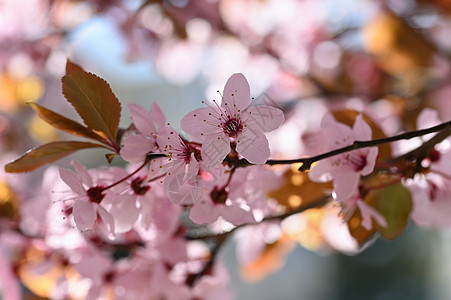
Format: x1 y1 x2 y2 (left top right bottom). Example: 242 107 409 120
186 196 329 241
264 120 451 172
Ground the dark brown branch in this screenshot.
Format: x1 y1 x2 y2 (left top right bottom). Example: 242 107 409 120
186 196 329 241
264 120 451 172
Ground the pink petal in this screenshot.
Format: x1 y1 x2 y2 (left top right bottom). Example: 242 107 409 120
74 246 112 278
150 101 166 129
308 159 334 183
59 168 85 196
71 160 93 187
189 202 220 224
180 107 219 140
201 134 230 169
85 284 102 300
187 154 200 180
333 172 360 202
221 73 250 112
360 147 378 176
110 194 139 233
245 105 284 132
97 205 115 234
28 259 54 276
157 237 188 265
156 125 182 154
139 193 154 229
152 196 181 233
0 251 21 300
357 200 387 230
73 201 96 231
236 129 270 164
321 113 354 149
128 103 157 135
120 135 156 164
417 107 440 130
166 160 186 177
352 114 372 141
193 265 233 300
165 173 203 206
221 205 256 225
417 108 441 141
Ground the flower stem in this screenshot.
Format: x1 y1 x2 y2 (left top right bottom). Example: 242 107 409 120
101 153 166 191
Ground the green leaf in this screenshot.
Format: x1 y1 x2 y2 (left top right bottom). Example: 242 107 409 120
375 183 412 240
28 103 108 144
65 60 85 75
62 72 121 143
4 141 106 173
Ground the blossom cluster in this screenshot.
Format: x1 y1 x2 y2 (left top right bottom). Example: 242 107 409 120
2 0 451 298
2 66 450 299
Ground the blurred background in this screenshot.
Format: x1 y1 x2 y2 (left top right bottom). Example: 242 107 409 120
2 0 451 299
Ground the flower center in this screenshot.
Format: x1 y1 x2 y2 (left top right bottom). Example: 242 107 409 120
223 118 243 137
178 141 202 163
87 186 105 203
131 177 150 195
210 186 228 204
345 152 367 171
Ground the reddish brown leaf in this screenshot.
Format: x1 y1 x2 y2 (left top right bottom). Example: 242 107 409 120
62 72 121 143
65 60 85 75
267 167 332 210
363 11 435 75
347 209 378 245
28 103 108 144
105 153 117 164
241 234 295 282
4 141 107 173
0 181 20 220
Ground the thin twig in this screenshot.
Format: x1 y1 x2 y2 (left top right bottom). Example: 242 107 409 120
186 196 330 241
265 120 451 171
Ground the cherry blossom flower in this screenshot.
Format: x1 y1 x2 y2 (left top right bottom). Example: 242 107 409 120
71 245 114 300
235 222 282 265
59 160 115 233
191 263 234 300
156 125 201 179
189 166 280 226
156 125 204 206
308 113 385 229
189 194 256 226
181 73 284 169
120 102 166 164
189 173 257 225
341 192 387 231
408 172 451 228
406 108 451 228
309 113 378 202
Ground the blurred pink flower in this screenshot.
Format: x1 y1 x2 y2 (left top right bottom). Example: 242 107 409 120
189 165 280 226
192 263 234 300
308 113 385 230
407 108 451 228
0 249 21 300
309 113 378 202
342 193 387 231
